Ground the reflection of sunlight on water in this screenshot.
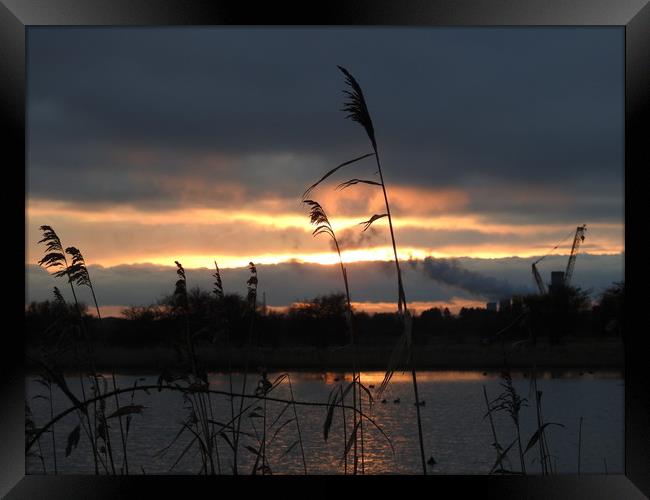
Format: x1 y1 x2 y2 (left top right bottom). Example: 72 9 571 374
357 371 497 384
276 369 624 386
26 370 624 475
321 372 350 384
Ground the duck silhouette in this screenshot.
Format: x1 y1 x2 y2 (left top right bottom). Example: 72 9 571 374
427 455 437 466
393 398 401 404
415 400 426 406
380 399 387 404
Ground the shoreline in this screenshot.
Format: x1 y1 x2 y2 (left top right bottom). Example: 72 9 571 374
26 338 624 372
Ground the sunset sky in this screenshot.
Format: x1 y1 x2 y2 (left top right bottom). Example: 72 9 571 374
25 27 624 315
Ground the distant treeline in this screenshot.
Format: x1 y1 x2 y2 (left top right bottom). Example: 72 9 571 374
25 281 624 350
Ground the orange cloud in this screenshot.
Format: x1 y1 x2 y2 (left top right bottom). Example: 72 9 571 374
316 183 469 218
26 195 624 270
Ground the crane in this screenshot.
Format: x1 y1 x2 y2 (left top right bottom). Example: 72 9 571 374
564 225 587 287
532 260 547 294
531 224 587 294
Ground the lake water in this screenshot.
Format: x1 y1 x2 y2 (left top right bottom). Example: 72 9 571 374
26 370 623 475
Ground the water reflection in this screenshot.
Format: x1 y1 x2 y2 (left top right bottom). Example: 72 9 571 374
296 369 623 385
26 370 623 475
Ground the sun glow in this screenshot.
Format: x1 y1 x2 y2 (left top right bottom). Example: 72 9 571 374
27 196 624 273
57 241 621 270
96 246 433 270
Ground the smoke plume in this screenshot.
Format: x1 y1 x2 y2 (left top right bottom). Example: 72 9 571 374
415 257 522 301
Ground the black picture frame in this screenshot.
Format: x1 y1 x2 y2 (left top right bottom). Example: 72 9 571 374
2 1 648 498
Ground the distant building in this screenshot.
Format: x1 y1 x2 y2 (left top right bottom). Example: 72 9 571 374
551 271 565 287
549 271 565 293
486 302 497 312
498 297 511 313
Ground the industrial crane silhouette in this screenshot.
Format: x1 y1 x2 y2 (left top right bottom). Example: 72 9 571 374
564 225 587 286
532 259 547 295
531 225 587 294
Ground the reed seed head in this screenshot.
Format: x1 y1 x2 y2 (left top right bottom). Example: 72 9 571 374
337 65 377 150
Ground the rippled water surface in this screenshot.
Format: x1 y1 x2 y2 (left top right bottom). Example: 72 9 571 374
26 370 623 475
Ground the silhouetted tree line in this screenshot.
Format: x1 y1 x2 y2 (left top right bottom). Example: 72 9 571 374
25 282 624 350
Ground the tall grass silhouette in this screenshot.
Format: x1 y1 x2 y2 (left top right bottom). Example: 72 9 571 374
232 262 258 474
175 260 222 474
303 199 367 473
529 366 563 474
38 227 82 317
302 66 427 473
37 226 103 473
65 245 130 473
31 241 324 475
488 371 528 473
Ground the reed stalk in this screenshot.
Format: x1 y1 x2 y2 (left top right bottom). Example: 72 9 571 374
66 245 128 475
233 262 258 474
482 385 505 472
47 381 58 474
37 226 101 474
488 370 527 474
530 367 547 474
213 261 239 473
303 200 363 472
302 67 427 473
110 370 128 474
174 261 220 474
286 375 308 474
578 416 583 474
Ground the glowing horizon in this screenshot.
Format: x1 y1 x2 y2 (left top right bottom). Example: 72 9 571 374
26 197 624 270
92 297 490 319
29 245 623 272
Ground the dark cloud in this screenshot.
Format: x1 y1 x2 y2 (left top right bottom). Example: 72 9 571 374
26 254 623 309
27 27 623 221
